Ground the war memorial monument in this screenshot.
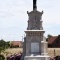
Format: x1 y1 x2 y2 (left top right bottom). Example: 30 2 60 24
22 0 50 60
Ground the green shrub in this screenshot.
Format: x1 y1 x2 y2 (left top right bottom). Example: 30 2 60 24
0 54 5 60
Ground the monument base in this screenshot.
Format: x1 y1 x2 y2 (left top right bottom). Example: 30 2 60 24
24 55 50 60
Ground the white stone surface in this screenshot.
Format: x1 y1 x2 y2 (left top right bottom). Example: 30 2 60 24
24 55 50 60
31 42 39 53
41 41 48 55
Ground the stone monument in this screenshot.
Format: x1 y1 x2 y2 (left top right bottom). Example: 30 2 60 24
22 0 50 60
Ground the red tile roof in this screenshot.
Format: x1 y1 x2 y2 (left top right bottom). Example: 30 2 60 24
11 41 23 46
48 36 57 44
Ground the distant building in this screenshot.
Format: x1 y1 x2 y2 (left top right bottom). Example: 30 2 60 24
10 41 23 48
48 35 60 48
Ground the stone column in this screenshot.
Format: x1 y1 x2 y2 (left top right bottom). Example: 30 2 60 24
41 41 48 55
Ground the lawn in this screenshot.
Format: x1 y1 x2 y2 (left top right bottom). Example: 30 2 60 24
1 48 23 59
1 48 60 59
48 48 60 57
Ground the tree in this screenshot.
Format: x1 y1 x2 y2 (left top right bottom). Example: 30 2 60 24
0 39 10 54
47 34 52 38
0 39 10 60
46 34 52 41
5 41 10 48
0 39 6 54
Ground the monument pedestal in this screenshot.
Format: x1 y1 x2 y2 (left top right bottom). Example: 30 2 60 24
22 0 51 60
24 40 50 60
24 55 50 60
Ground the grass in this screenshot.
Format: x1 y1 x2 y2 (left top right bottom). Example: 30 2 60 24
1 48 23 59
48 48 60 57
1 48 60 59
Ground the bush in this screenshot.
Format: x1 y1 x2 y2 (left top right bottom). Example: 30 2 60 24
0 54 5 60
55 55 60 60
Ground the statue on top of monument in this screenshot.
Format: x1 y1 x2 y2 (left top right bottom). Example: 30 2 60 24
33 0 37 10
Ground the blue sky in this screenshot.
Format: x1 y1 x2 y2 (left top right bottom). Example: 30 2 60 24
0 0 60 41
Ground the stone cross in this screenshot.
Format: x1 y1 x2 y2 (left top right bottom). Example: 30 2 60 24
33 0 37 10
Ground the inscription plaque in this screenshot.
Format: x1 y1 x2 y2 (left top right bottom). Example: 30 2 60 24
31 42 39 53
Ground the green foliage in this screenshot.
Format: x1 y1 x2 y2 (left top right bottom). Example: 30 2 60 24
0 39 5 47
0 47 5 53
0 39 5 53
46 34 52 41
0 39 10 54
0 54 5 60
5 41 10 48
47 34 52 38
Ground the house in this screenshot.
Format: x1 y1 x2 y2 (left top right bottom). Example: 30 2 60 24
10 41 23 48
48 35 60 48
